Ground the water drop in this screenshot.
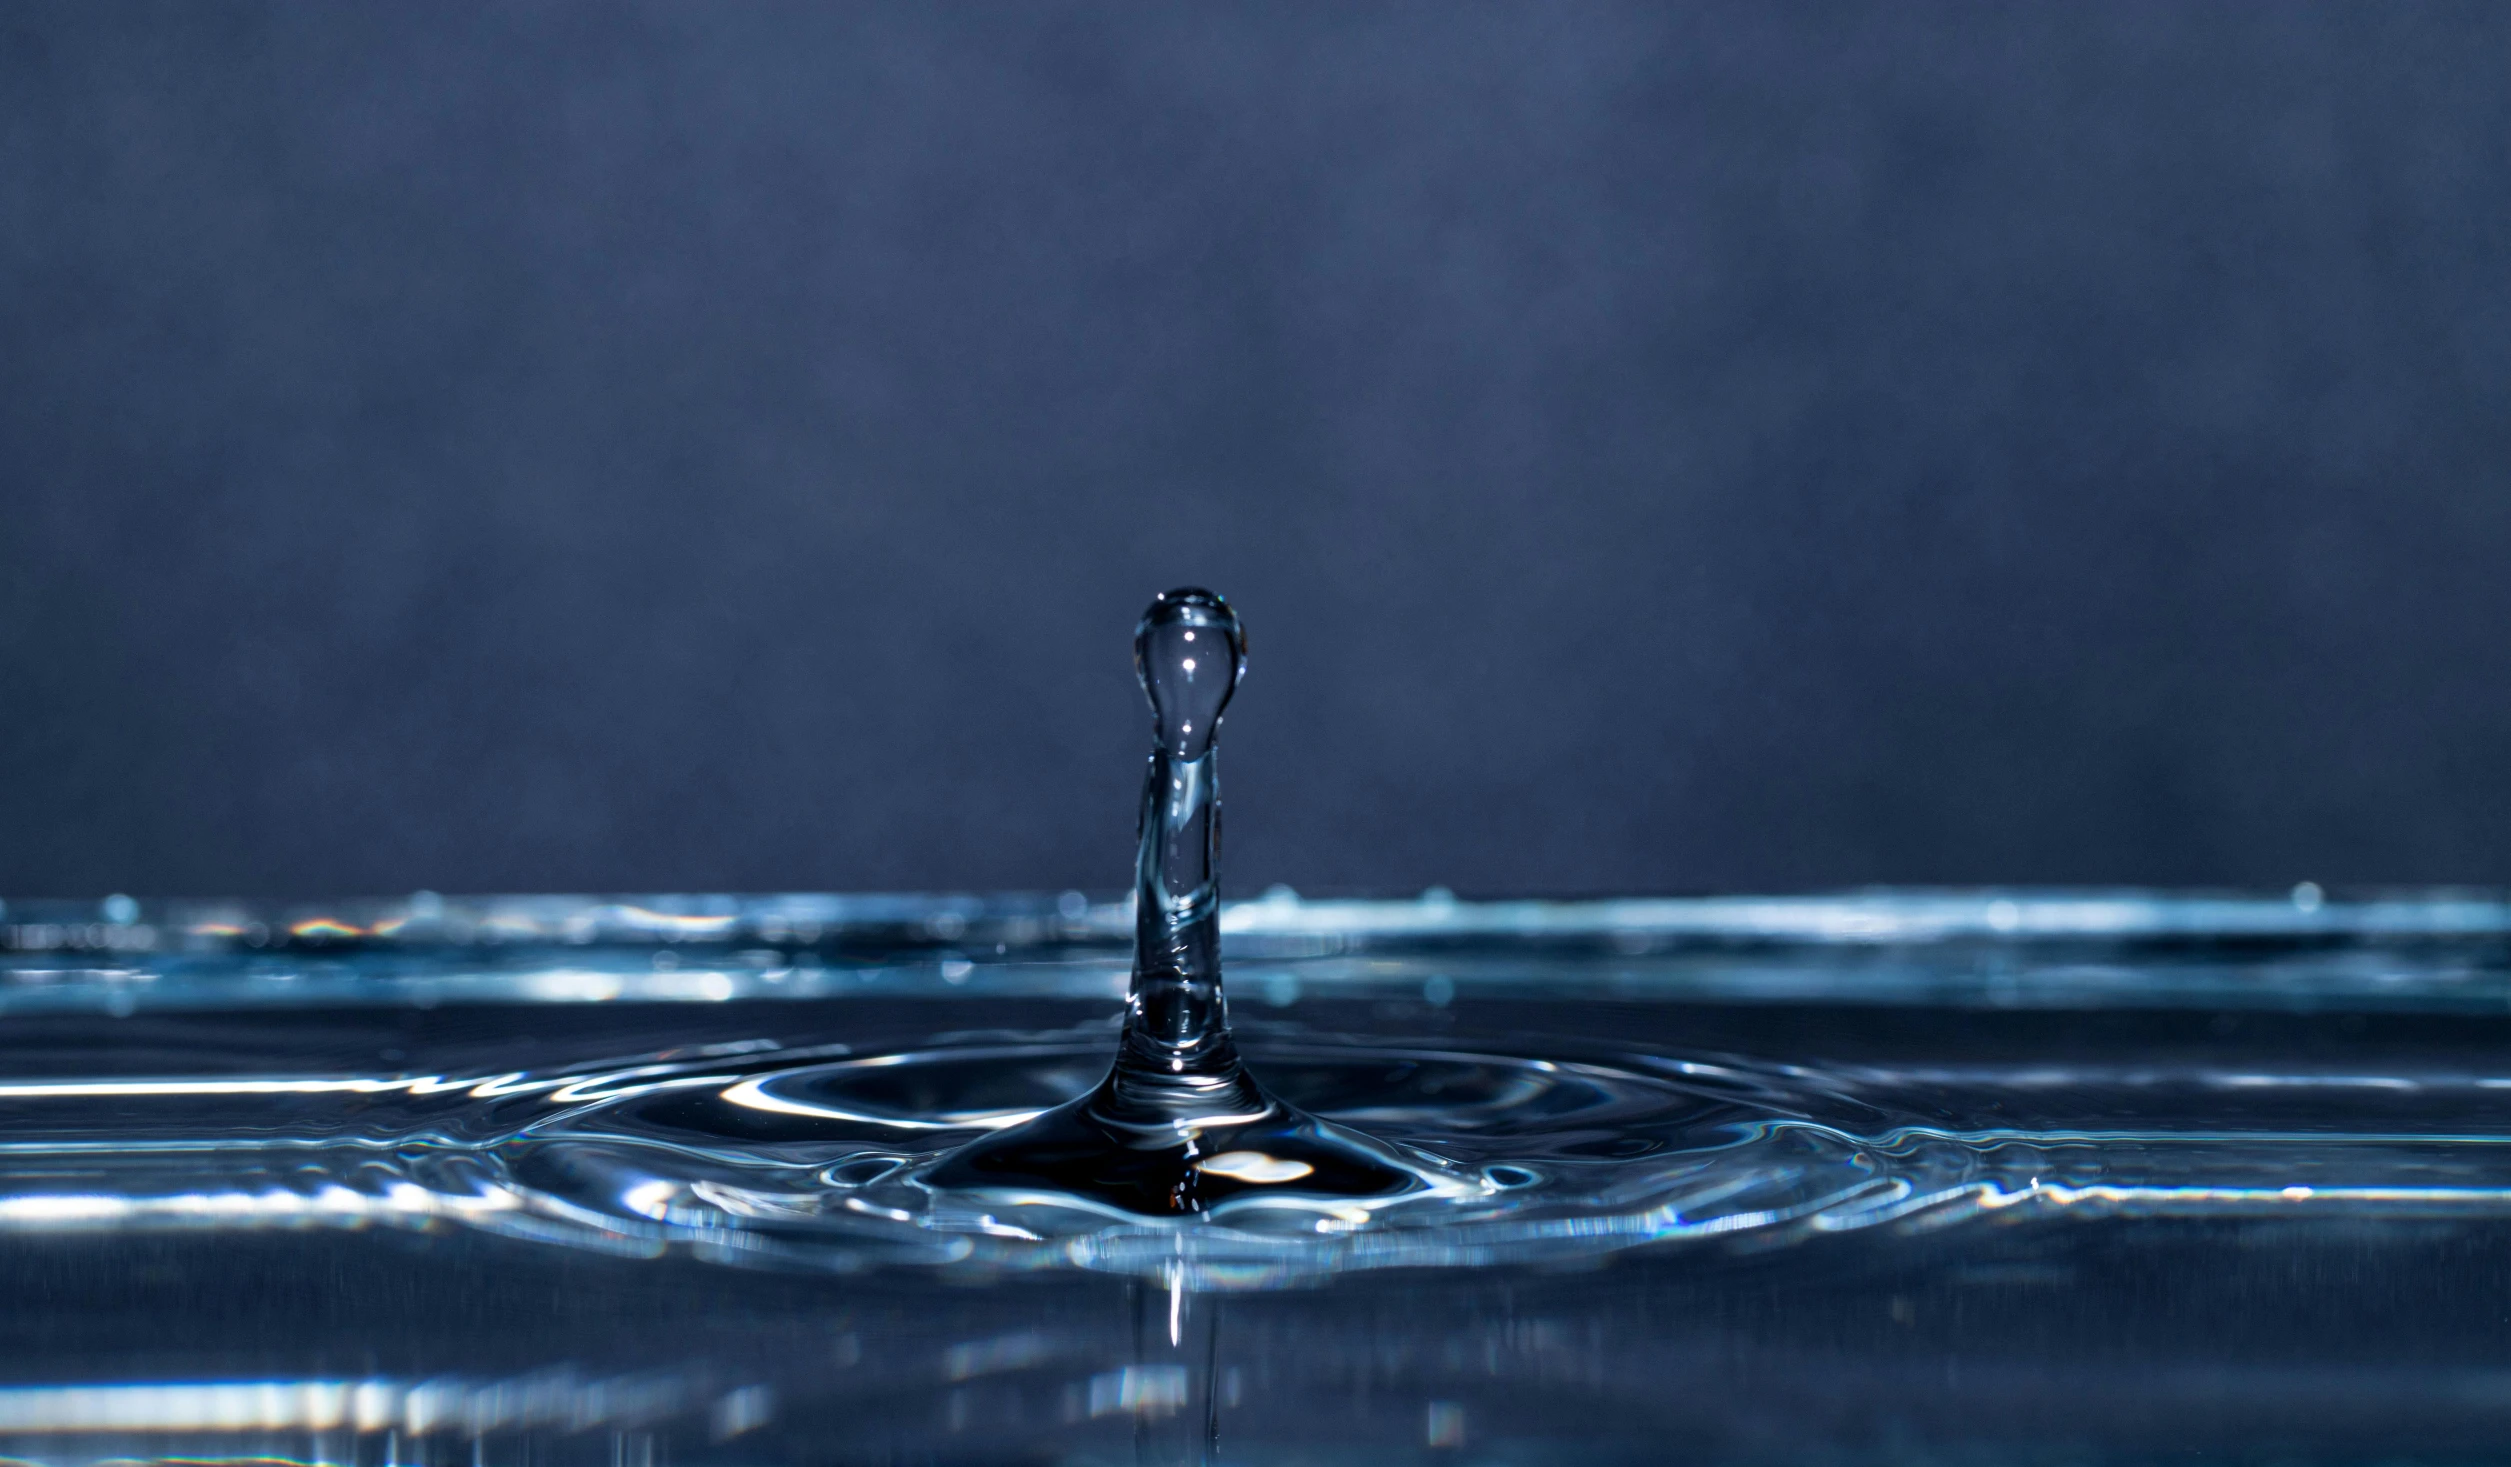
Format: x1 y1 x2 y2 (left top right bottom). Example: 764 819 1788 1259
918 589 1461 1216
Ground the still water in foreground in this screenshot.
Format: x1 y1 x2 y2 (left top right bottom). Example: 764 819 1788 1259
2 889 2511 1462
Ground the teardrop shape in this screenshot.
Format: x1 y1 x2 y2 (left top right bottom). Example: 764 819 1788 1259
1136 588 1244 761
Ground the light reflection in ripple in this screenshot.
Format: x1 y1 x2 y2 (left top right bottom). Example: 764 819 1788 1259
0 1367 745 1440
0 1037 2503 1286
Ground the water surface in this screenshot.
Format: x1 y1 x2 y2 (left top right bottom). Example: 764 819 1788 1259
0 889 2506 1462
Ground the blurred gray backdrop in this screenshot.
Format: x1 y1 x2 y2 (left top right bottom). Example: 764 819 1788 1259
4 2 2509 898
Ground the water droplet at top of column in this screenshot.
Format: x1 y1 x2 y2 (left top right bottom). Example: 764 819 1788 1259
1137 588 1244 761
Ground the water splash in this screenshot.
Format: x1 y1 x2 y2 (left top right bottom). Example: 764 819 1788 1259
919 589 1474 1217
6 601 2511 1294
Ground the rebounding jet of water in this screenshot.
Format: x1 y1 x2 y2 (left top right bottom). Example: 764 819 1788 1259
921 589 1457 1216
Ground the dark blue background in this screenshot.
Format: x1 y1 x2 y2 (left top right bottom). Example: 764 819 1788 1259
4 3 2508 899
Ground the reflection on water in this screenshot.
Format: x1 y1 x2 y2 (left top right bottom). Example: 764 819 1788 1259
0 1368 743 1456
2 890 2511 1461
11 1034 2511 1283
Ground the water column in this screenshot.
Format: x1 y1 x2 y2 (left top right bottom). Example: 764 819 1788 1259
920 588 1432 1216
1107 589 1265 1128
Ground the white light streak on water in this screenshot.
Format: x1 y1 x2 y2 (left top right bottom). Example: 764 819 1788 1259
0 1370 715 1436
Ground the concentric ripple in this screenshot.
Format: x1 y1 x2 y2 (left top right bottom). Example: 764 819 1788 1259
501 1038 1790 1278
0 1028 2508 1287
